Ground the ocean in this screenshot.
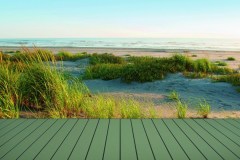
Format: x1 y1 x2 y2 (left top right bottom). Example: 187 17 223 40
0 38 240 51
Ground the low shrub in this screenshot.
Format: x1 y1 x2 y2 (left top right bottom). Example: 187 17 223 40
55 51 89 61
215 61 227 66
212 74 240 86
89 53 125 65
227 57 235 61
83 64 124 80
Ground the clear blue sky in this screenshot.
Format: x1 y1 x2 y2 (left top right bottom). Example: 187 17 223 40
0 0 240 38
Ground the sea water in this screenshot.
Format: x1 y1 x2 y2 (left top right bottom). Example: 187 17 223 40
0 38 240 51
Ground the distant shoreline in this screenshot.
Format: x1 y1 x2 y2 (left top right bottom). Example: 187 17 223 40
1 46 240 53
1 46 240 69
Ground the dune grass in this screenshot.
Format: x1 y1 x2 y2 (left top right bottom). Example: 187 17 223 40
227 57 235 61
197 100 211 118
83 53 233 83
176 101 188 118
212 74 240 86
168 90 180 101
55 51 89 61
0 49 238 118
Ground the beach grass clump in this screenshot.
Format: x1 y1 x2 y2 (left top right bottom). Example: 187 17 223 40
227 57 235 61
47 79 89 118
192 59 212 73
212 74 240 86
168 90 180 101
18 63 68 109
82 95 116 118
121 63 165 83
0 52 11 61
211 65 234 75
176 101 188 118
10 48 55 62
83 64 123 80
197 100 211 118
120 99 143 118
0 64 21 118
89 53 125 65
84 54 232 83
215 61 227 66
55 51 89 61
183 71 209 79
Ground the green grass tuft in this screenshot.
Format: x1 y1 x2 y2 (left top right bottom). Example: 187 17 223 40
197 100 211 118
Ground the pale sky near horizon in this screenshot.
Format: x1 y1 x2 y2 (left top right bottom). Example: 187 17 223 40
0 0 240 39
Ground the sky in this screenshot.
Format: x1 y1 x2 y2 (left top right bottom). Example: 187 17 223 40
0 0 240 39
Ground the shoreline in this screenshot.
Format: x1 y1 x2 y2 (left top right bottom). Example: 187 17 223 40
1 46 240 53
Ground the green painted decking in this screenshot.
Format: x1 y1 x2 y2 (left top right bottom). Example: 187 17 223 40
0 119 239 160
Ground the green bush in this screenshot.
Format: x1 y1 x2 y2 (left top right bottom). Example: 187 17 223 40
227 57 235 61
215 61 227 66
212 74 240 86
83 64 124 80
55 51 89 61
89 53 125 65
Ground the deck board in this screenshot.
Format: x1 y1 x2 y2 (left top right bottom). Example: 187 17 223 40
184 119 239 160
0 119 239 160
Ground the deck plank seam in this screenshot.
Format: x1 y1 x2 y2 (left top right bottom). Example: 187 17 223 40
130 119 139 160
162 119 190 160
182 119 224 160
32 119 69 160
204 120 240 147
223 119 240 130
67 119 89 160
102 119 110 160
1 119 48 159
233 119 240 124
151 119 173 160
141 119 156 160
16 119 58 160
119 119 121 160
172 119 207 160
84 119 100 160
0 119 27 138
50 119 79 160
193 119 240 159
213 119 240 138
0 119 17 131
0 119 37 147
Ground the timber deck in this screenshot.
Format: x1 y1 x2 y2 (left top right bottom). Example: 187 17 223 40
0 119 240 160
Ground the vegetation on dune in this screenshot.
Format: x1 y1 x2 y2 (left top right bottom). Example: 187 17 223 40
0 49 238 118
197 100 211 118
212 74 240 86
83 53 234 83
176 101 188 118
89 53 125 65
227 57 235 61
215 61 227 66
168 90 180 101
55 51 89 61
